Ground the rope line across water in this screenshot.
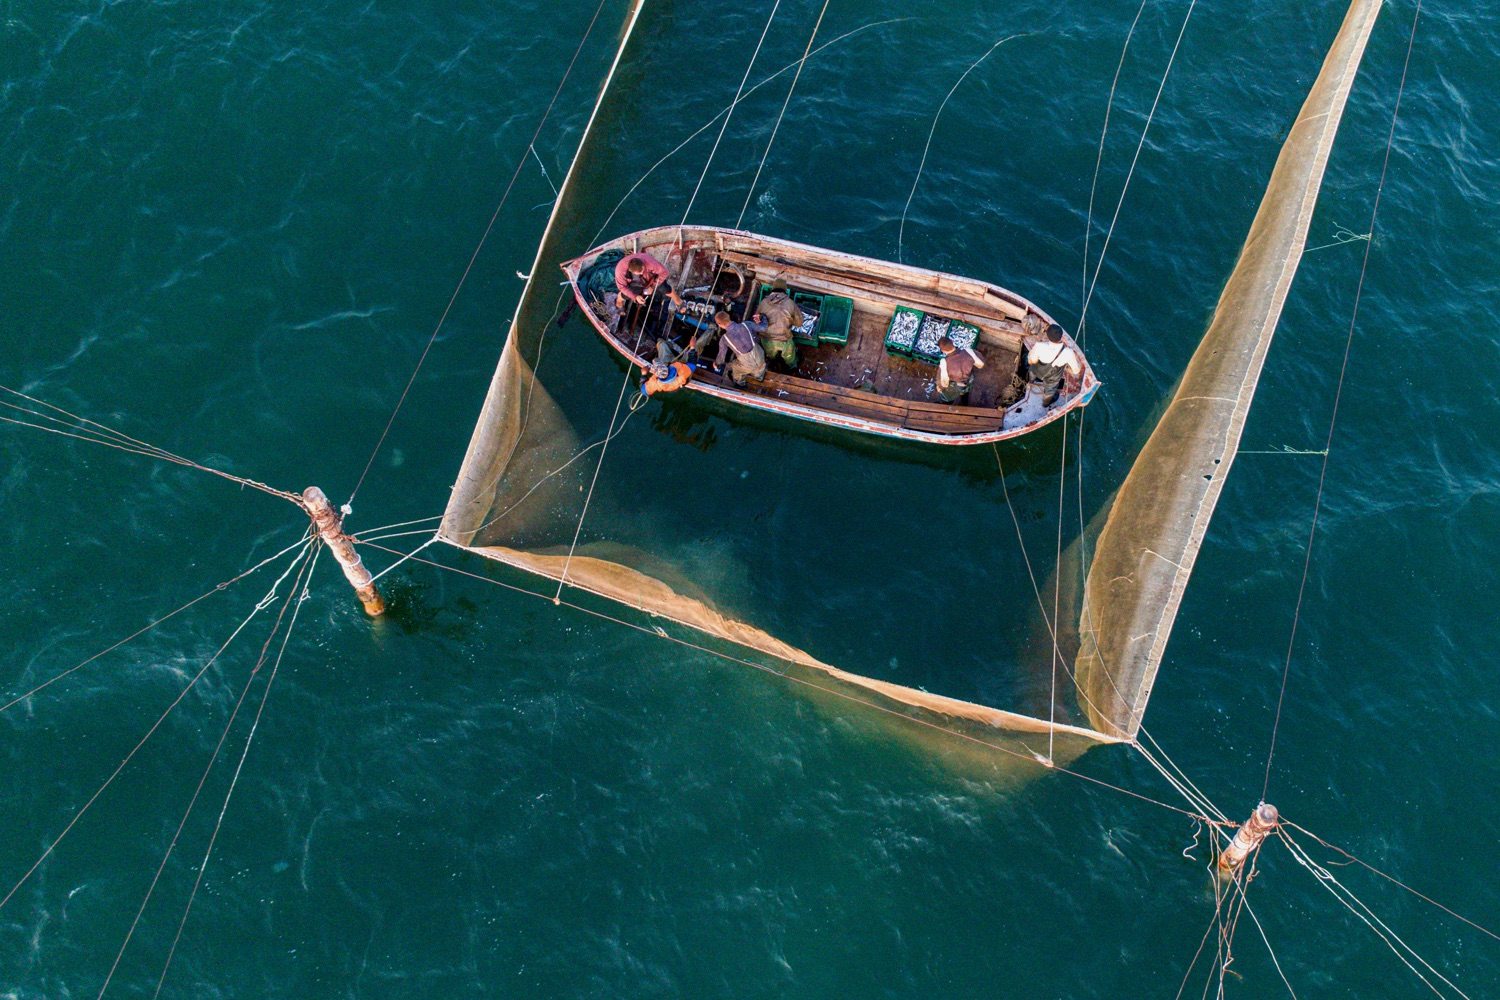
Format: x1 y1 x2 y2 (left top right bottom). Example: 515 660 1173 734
1280 819 1500 943
589 18 912 248
735 0 832 230
361 541 1227 826
1279 826 1472 1000
153 542 323 998
992 445 1233 825
1262 0 1424 798
1077 0 1200 333
0 386 304 508
897 33 1029 264
678 0 783 229
96 543 321 1000
0 539 316 913
0 529 313 714
345 0 613 509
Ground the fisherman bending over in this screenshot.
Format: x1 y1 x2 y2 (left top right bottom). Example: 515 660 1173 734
756 277 804 371
615 252 684 312
936 336 985 403
1026 323 1080 405
711 311 767 387
639 344 696 398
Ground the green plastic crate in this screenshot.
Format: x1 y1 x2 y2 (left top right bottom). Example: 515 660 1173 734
948 319 981 353
791 292 823 347
911 313 952 364
817 295 853 346
885 305 924 356
757 284 823 347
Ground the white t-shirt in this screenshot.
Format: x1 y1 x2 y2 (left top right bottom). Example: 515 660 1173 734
1027 340 1080 375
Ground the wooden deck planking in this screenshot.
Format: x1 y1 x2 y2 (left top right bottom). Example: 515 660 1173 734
577 227 1095 440
766 307 1021 411
633 257 1025 433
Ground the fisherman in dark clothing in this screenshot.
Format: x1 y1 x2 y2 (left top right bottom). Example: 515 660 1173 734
711 310 768 387
936 336 985 403
1026 322 1081 405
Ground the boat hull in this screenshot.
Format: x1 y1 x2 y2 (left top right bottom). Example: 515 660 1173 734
564 226 1098 446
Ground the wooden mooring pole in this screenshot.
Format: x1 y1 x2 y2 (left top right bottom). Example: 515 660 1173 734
302 487 386 616
1217 802 1278 879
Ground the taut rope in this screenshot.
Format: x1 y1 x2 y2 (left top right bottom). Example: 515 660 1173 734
345 0 614 510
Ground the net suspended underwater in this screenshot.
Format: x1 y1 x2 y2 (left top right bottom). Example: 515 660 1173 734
438 0 1382 757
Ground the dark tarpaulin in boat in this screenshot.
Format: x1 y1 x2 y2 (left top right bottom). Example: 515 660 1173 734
1074 0 1383 740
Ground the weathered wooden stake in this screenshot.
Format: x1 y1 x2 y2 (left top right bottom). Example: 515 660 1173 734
302 486 386 616
1217 802 1278 879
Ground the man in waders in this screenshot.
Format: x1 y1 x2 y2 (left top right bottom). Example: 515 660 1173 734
1026 323 1080 405
756 277 804 371
711 311 768 387
614 252 684 312
936 335 985 403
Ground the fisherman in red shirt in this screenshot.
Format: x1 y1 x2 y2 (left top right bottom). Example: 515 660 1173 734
614 252 684 312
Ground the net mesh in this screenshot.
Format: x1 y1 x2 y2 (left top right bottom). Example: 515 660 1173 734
441 0 1378 754
435 0 1116 756
1074 0 1383 739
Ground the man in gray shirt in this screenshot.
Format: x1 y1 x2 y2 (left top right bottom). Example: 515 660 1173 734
711 311 768 387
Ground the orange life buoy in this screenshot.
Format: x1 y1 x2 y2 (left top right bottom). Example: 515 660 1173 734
643 361 694 396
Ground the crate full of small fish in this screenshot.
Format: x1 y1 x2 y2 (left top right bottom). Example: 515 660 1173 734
911 314 952 363
791 292 823 346
948 319 980 353
884 306 924 356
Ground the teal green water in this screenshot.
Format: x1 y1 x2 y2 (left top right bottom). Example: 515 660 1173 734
3 1 1499 996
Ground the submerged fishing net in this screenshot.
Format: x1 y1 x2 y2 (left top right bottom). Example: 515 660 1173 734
1074 0 1383 740
436 0 1111 760
441 0 1379 756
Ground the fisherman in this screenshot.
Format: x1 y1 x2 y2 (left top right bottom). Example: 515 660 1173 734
614 252 684 312
710 310 768 387
634 334 697 397
1026 323 1081 405
755 277 804 371
936 335 985 403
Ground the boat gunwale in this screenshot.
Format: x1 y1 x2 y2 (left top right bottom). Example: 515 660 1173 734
562 225 1098 445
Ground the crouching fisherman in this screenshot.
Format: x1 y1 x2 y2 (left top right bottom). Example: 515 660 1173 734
710 311 768 387
639 340 697 397
615 252 684 312
936 336 985 403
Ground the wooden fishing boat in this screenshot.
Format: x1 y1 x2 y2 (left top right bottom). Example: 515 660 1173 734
562 225 1097 445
